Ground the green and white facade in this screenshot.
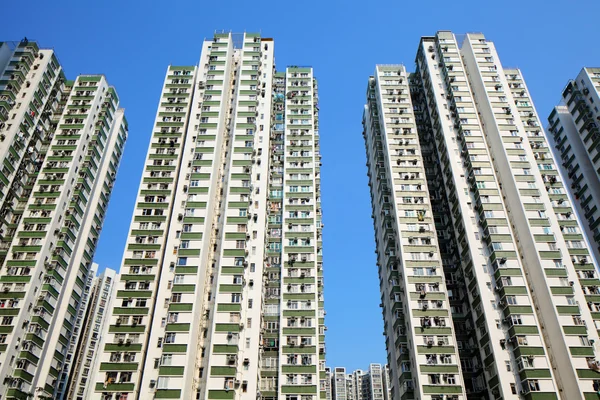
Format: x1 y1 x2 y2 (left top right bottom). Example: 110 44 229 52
365 31 600 400
363 64 466 400
92 32 326 400
547 68 600 266
0 39 127 399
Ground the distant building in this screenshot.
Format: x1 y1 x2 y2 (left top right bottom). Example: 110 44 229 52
547 68 600 265
324 367 333 400
330 364 391 400
65 267 118 399
332 367 348 400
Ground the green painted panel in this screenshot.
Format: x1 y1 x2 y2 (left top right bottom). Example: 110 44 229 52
175 266 198 274
177 249 200 256
172 284 195 293
210 366 237 376
577 369 600 379
159 366 185 376
162 344 188 353
207 391 234 400
215 323 240 332
223 249 245 257
281 385 317 394
168 303 193 312
420 365 460 373
563 326 588 335
104 343 143 352
112 307 150 315
94 382 135 391
556 306 581 314
108 325 146 333
99 362 138 371
422 385 463 394
570 346 594 357
519 369 552 380
508 325 539 336
165 323 190 332
213 344 239 353
155 389 183 399
281 346 316 354
219 284 242 293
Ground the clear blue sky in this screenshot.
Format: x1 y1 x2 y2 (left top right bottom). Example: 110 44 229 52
3 0 600 372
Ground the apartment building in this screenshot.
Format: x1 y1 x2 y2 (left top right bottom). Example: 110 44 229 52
66 267 118 400
332 367 349 400
0 39 127 399
352 369 368 400
92 32 326 400
367 364 385 400
324 367 333 400
547 68 600 265
329 364 391 400
383 364 392 400
364 61 466 400
364 31 600 400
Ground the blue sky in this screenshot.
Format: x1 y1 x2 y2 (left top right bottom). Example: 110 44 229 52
3 0 600 372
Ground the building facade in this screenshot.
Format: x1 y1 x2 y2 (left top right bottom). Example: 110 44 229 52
66 266 118 400
332 367 348 400
92 32 326 400
382 365 391 400
324 367 333 400
0 39 127 399
364 31 600 400
367 364 385 400
547 68 600 265
329 364 391 400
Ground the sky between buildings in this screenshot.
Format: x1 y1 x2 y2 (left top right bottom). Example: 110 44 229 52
2 0 600 372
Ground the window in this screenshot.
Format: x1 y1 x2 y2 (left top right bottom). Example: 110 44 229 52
580 336 592 346
165 333 176 343
171 293 182 303
527 380 540 392
510 315 523 325
157 377 170 389
160 354 173 366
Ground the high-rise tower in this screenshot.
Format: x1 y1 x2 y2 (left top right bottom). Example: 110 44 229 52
65 266 118 400
547 68 600 265
364 31 600 400
364 62 466 400
0 39 127 399
92 32 326 400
